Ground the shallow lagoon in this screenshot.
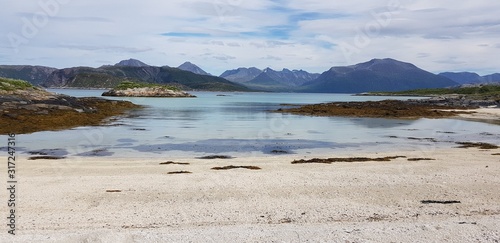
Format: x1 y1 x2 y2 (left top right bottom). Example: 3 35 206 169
11 89 500 158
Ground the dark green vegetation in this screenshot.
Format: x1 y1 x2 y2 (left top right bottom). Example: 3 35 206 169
0 77 35 91
114 81 180 91
373 84 500 99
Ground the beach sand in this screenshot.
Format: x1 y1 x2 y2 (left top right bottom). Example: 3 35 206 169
456 107 500 125
1 144 499 242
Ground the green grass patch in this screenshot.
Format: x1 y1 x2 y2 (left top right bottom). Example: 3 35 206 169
114 81 180 91
374 84 500 97
0 77 34 91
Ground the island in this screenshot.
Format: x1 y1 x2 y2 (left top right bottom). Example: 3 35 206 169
277 84 500 123
0 77 140 134
102 81 196 97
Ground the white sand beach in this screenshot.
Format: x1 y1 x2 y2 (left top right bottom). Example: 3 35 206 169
1 145 499 242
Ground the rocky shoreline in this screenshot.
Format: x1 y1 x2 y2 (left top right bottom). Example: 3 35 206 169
277 96 499 119
102 87 196 97
0 88 140 134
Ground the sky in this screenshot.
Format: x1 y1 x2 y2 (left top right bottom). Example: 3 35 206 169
1 0 500 76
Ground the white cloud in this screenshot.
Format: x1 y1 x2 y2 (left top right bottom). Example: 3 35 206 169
1 0 500 75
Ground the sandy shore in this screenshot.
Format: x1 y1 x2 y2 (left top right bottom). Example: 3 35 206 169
455 107 500 125
1 145 499 242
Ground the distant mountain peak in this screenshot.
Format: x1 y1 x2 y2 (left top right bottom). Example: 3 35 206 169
303 58 457 93
178 61 210 76
114 58 149 67
220 67 262 83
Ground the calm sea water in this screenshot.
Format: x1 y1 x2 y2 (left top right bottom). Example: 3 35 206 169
8 89 500 158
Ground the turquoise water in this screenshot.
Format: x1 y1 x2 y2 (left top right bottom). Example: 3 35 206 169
8 89 500 158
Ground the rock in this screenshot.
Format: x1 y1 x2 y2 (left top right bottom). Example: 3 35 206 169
102 87 196 98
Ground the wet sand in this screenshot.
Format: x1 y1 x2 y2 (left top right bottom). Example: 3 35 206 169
1 145 499 242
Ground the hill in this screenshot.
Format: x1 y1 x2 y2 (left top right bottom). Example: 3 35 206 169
301 58 458 93
438 72 484 85
42 65 250 91
0 65 57 86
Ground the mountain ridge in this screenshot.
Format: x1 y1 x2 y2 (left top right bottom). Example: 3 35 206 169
1 58 498 93
300 58 458 93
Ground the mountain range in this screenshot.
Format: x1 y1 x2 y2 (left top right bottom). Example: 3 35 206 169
438 72 500 85
221 67 320 91
1 58 498 93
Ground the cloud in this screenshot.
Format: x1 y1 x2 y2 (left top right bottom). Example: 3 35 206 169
58 44 153 53
261 55 282 61
161 32 211 37
1 0 500 75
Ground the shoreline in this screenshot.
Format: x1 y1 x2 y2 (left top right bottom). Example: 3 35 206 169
1 147 499 242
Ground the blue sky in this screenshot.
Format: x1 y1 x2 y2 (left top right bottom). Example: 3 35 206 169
1 0 500 75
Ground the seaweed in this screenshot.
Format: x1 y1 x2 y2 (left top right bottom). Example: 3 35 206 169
456 142 499 149
197 155 233 159
211 165 261 170
420 200 461 204
291 156 406 164
167 171 192 174
160 161 190 165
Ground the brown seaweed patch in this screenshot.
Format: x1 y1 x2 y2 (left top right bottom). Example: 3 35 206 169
28 156 66 160
456 142 499 149
167 171 192 174
407 137 438 142
292 156 406 164
106 190 122 193
160 161 190 165
211 165 262 170
421 200 461 204
408 158 436 161
197 155 233 159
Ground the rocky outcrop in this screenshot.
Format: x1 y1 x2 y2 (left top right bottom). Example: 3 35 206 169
102 87 196 97
0 88 140 134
